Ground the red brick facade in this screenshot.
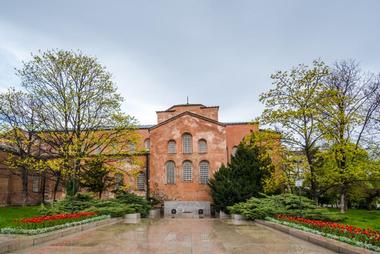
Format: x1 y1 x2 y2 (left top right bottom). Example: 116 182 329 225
0 103 260 205
136 104 258 202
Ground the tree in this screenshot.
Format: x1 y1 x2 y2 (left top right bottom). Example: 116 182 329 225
209 142 273 212
318 60 380 212
79 157 117 198
259 60 329 202
17 49 138 195
0 89 45 204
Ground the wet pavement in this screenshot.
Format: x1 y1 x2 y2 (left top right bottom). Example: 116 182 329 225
13 218 337 254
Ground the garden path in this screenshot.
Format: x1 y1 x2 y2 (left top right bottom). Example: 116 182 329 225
13 218 336 254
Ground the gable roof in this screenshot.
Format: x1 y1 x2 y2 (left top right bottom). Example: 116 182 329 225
149 111 225 130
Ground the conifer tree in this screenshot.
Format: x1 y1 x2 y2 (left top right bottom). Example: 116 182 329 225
209 143 273 212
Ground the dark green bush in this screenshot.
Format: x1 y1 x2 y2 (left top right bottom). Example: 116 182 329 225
40 191 151 217
39 193 96 215
85 204 135 217
115 191 151 217
228 194 345 221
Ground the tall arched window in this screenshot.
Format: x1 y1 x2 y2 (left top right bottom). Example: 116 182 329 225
166 161 175 184
231 146 238 157
129 143 136 153
168 140 176 154
137 172 145 191
144 139 150 151
199 161 209 184
182 133 192 154
182 160 192 181
198 139 207 153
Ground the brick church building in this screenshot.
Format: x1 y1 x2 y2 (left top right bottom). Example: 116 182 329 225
0 103 262 214
133 104 259 215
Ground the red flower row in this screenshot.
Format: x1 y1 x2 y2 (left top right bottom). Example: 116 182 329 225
21 212 97 224
275 214 380 246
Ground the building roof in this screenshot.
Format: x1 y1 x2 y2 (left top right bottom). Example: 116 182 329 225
156 104 220 113
137 125 154 129
149 111 225 130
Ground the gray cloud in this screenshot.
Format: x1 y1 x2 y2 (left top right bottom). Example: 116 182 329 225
1 0 380 124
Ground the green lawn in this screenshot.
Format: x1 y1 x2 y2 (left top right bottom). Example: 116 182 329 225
328 208 380 231
0 206 41 228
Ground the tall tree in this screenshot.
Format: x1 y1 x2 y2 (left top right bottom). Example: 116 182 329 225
318 60 380 212
209 142 273 212
259 60 329 202
17 49 138 195
0 89 43 204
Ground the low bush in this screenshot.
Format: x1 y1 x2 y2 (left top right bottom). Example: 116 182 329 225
115 191 151 217
40 192 151 218
227 194 345 221
85 204 136 217
39 193 95 215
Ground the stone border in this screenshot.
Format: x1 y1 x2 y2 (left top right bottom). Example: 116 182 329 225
256 220 378 254
0 218 122 254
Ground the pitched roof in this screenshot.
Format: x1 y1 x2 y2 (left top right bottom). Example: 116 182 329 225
149 111 225 130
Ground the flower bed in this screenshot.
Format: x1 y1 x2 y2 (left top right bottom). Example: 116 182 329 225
1 211 99 231
0 215 110 235
21 212 97 224
271 214 380 252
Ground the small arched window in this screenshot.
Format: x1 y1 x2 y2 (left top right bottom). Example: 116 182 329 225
115 173 124 190
182 160 192 181
144 139 150 151
198 139 207 153
168 140 176 154
166 161 176 184
137 172 145 191
231 146 238 157
129 143 136 153
199 161 209 184
182 133 192 154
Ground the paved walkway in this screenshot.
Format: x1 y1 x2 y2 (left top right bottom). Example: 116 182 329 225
13 218 336 254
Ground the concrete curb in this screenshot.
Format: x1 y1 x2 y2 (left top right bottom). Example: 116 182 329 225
0 218 122 254
256 220 378 254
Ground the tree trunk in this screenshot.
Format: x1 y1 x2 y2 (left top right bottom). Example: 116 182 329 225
53 174 61 201
305 148 318 204
340 185 347 213
99 191 102 199
21 167 29 205
41 171 46 204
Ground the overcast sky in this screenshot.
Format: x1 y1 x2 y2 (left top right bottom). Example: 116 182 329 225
1 1 380 124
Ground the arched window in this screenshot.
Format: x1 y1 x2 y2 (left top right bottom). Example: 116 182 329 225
168 140 176 154
182 160 192 181
199 161 209 184
182 133 192 154
166 161 175 184
231 146 238 157
198 139 207 153
137 172 145 191
144 139 150 151
32 175 41 193
129 143 136 153
115 173 124 190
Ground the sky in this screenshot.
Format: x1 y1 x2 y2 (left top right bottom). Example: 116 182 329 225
1 1 380 125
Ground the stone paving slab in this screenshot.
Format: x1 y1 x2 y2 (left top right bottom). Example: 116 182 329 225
12 218 337 254
0 218 122 254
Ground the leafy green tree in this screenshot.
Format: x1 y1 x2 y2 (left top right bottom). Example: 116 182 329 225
209 143 273 212
17 49 138 195
318 60 380 212
259 60 329 202
0 89 46 204
314 143 380 212
79 157 117 198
